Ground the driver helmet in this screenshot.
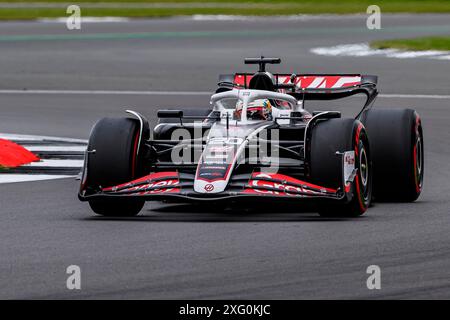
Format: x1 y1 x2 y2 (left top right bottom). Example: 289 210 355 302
234 99 273 121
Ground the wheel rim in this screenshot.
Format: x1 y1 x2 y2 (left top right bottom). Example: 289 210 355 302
359 147 369 188
416 137 423 177
414 135 423 191
354 134 371 213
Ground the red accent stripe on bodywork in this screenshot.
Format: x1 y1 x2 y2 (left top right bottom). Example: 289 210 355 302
234 74 362 89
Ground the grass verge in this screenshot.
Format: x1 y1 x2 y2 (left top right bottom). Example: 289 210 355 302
371 36 450 51
0 1 450 20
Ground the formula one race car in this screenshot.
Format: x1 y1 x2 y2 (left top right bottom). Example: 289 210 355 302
78 57 424 217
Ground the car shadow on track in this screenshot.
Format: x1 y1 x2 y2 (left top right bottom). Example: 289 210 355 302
85 202 363 222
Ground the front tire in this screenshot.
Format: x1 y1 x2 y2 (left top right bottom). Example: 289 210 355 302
85 117 146 216
309 118 372 217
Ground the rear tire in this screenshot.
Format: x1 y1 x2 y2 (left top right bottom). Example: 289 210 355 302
309 118 372 217
361 109 423 202
85 117 146 216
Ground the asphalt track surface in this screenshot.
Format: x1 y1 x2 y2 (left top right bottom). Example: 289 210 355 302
1 14 450 299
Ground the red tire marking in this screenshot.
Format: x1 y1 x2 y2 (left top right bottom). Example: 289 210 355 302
354 123 367 213
131 132 139 178
413 146 420 193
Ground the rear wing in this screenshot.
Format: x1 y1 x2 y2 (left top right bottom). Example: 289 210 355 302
218 73 378 115
232 73 377 97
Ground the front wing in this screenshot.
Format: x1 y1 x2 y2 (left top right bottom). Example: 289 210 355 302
79 171 348 202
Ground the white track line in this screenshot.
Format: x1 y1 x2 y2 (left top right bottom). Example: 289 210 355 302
23 145 86 152
379 94 450 99
190 14 358 21
0 174 72 184
311 43 450 60
0 133 87 144
0 89 211 96
0 133 86 184
23 159 84 168
0 89 449 99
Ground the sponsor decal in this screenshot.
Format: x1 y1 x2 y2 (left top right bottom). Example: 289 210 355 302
343 151 356 193
196 163 230 181
201 172 223 177
243 172 336 196
103 171 179 192
204 184 215 192
196 139 238 182
121 179 179 194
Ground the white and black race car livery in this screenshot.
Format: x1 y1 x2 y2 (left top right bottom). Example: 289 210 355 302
78 57 424 217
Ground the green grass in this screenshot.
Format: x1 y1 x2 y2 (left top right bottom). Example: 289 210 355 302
371 36 450 51
0 0 448 3
1 1 450 20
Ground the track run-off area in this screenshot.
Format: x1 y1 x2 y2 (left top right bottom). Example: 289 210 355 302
0 14 450 299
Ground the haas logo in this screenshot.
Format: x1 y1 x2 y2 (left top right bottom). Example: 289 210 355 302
204 184 214 192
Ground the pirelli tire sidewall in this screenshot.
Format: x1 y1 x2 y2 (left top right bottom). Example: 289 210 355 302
309 118 372 217
352 124 372 214
361 108 423 202
84 117 146 216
